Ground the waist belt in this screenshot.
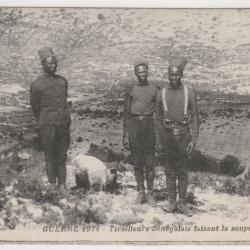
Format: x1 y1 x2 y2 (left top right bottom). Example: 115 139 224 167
161 120 190 136
162 119 189 127
129 113 153 120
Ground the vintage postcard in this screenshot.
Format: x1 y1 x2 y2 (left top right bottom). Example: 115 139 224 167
0 7 250 244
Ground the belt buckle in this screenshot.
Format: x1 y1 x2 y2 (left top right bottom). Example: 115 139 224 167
138 116 143 121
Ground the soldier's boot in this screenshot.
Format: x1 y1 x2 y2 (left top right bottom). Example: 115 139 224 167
46 160 57 185
177 179 193 217
59 184 69 197
145 170 156 206
135 190 146 204
177 200 193 217
145 190 156 206
134 167 146 204
161 179 177 213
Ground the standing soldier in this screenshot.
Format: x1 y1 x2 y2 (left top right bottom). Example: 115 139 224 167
30 47 71 195
155 57 199 216
123 62 157 205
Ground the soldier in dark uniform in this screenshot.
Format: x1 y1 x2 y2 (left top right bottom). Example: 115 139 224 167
155 57 199 216
30 47 71 195
123 62 157 205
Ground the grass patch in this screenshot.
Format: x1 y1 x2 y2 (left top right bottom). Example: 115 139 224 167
188 151 245 176
190 171 250 196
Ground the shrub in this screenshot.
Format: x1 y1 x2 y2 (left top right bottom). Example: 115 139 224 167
220 155 244 176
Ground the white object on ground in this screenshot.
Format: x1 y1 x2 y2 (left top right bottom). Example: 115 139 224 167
18 152 31 160
67 154 113 190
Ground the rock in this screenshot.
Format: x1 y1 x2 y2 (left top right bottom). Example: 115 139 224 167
236 166 250 180
86 204 107 224
154 167 166 191
50 205 63 215
75 200 89 214
49 206 64 220
111 210 143 225
7 197 18 207
6 216 19 230
127 180 137 188
59 198 75 209
122 171 137 188
154 174 167 190
10 204 23 215
17 197 32 204
0 211 7 220
39 205 65 224
18 152 31 160
41 176 49 186
0 218 5 227
5 184 14 193
76 136 83 142
25 205 44 219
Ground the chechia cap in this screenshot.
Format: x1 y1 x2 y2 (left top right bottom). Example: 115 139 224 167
38 47 56 61
169 57 187 72
134 60 149 69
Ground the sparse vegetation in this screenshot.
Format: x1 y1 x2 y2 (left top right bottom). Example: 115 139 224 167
0 8 250 230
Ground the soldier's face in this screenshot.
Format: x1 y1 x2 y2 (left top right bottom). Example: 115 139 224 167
43 56 57 75
135 65 148 84
169 66 182 88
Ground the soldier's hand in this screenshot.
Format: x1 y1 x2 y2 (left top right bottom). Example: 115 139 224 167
186 141 195 155
122 133 130 150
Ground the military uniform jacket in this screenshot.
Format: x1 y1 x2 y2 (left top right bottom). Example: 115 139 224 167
30 73 71 127
155 83 199 144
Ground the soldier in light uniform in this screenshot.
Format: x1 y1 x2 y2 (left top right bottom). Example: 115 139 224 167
123 62 158 205
30 47 71 195
155 57 199 216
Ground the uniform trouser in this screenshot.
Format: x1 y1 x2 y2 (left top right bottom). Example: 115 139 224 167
128 117 155 191
160 127 191 201
39 125 70 185
164 156 188 201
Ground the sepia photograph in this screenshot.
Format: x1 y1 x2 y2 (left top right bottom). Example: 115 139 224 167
0 6 249 244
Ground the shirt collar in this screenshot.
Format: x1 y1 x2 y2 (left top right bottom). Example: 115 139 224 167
168 83 183 90
137 81 149 86
43 71 56 79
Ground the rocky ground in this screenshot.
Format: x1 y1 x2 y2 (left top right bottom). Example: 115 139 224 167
0 95 250 231
0 8 250 235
